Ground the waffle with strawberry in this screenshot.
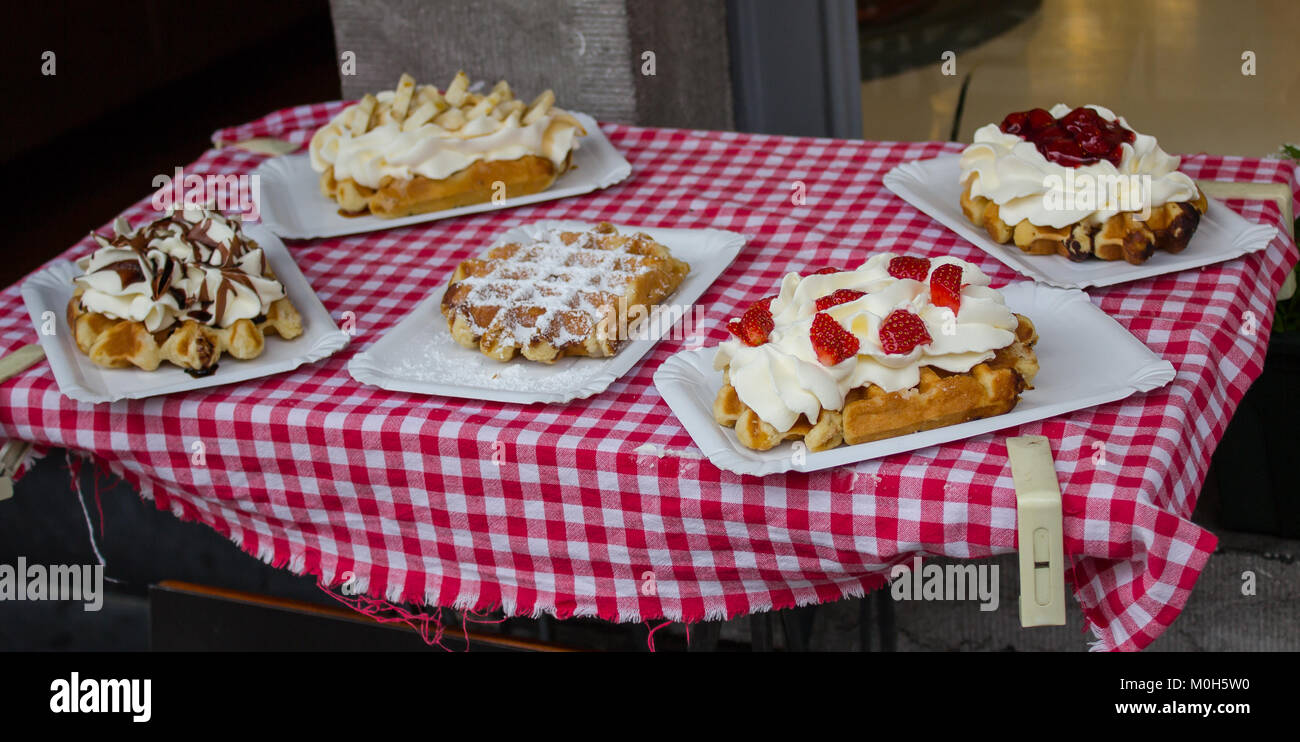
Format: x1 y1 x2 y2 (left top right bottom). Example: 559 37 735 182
710 254 1038 452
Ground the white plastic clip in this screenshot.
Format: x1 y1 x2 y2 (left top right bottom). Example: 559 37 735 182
222 137 299 156
1196 179 1295 300
0 439 30 502
0 343 44 501
1007 435 1066 627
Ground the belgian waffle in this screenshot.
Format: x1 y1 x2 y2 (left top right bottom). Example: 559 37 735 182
713 315 1039 452
68 293 302 375
312 71 586 218
67 210 303 376
961 181 1208 264
440 222 690 363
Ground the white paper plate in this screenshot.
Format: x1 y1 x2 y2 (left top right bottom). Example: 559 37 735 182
348 220 746 403
654 282 1175 475
21 224 350 404
883 154 1278 289
254 113 632 239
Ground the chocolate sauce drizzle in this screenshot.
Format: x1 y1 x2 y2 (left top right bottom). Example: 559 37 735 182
81 210 276 329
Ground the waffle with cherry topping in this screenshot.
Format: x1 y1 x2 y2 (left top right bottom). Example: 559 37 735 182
961 182 1207 264
961 106 1207 265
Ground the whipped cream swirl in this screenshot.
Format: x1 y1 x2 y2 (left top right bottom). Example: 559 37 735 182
960 104 1198 228
713 254 1019 433
74 209 285 331
310 89 583 188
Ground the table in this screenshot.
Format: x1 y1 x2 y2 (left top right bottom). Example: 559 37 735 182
1 101 1295 651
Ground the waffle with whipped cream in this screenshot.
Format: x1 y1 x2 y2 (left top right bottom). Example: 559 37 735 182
310 71 586 218
959 104 1206 265
441 223 689 363
67 209 302 375
711 254 1038 452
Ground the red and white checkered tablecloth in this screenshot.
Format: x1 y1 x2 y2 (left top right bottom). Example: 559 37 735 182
1 102 1296 651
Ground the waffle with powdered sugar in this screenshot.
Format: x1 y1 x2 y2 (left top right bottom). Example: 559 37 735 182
440 223 689 363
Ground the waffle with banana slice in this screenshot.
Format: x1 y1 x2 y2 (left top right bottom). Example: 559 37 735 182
310 71 586 218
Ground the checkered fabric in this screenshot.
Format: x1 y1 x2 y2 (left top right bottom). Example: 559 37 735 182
1 102 1295 651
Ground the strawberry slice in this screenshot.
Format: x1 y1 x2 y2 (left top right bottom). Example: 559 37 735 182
809 312 860 366
929 263 962 314
814 289 865 312
887 256 931 281
878 309 933 355
726 296 776 346
811 266 841 275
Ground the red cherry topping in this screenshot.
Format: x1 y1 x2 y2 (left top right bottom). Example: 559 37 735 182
998 106 1136 167
1000 111 1029 136
1026 107 1055 131
809 312 860 366
878 309 933 355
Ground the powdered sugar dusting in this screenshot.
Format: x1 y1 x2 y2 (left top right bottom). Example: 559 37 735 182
346 220 749 403
446 224 651 350
389 315 610 392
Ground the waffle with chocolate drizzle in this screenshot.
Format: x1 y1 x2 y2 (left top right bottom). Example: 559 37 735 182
67 209 302 375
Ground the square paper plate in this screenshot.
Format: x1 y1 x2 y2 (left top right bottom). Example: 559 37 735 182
254 113 632 239
347 220 746 403
653 282 1175 476
21 224 350 404
884 154 1277 289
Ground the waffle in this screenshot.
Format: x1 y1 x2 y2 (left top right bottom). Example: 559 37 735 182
313 72 586 218
68 293 302 375
440 222 690 363
713 315 1039 452
960 181 1208 265
67 210 303 376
